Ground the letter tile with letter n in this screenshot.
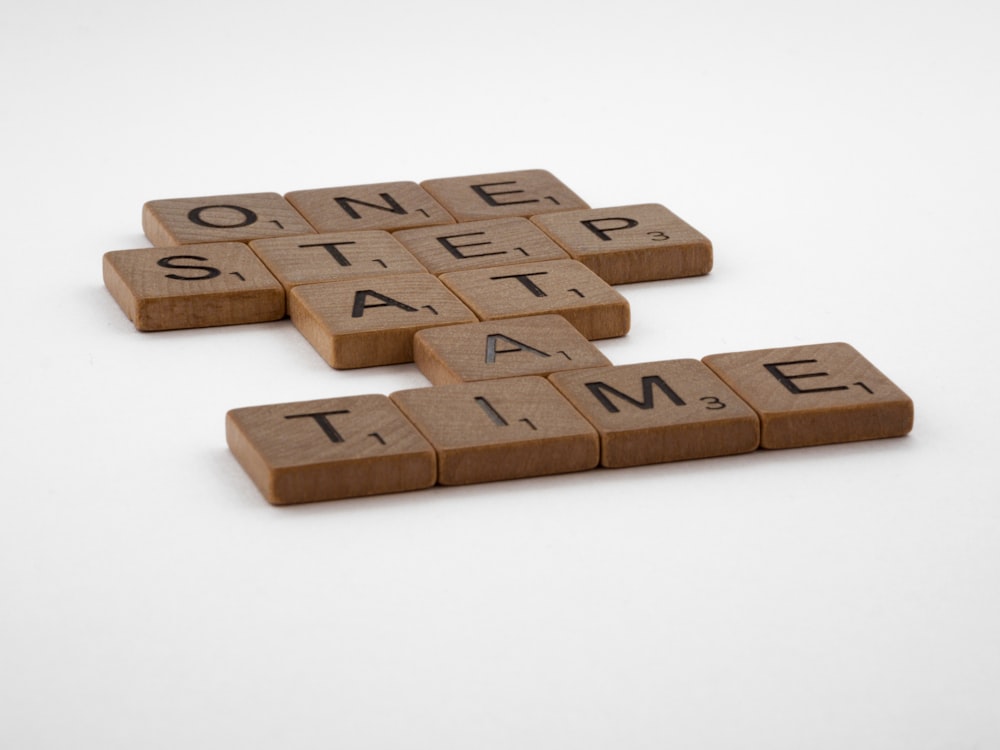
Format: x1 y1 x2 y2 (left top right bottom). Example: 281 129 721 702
288 272 478 369
142 192 316 246
549 359 760 468
439 259 630 340
226 395 437 505
390 377 600 485
248 230 427 293
392 217 570 275
102 242 285 331
284 181 455 233
420 169 590 222
531 203 713 284
702 342 914 449
413 314 612 385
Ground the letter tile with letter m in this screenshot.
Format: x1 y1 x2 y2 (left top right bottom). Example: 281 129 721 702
549 359 760 468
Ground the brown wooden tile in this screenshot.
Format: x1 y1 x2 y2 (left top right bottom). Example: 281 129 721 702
226 395 437 505
549 359 760 468
103 242 284 331
439 259 630 340
390 376 599 485
413 314 612 385
248 230 426 293
288 272 478 369
392 217 569 275
142 192 316 246
285 181 455 232
420 169 589 221
702 342 914 449
531 203 713 284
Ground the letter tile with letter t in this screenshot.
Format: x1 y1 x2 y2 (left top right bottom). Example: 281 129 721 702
226 395 437 505
702 342 914 449
439 259 630 340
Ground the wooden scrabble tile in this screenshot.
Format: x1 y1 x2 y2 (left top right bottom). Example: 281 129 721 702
420 169 590 221
702 342 914 449
226 394 437 505
102 242 284 331
285 181 455 232
248 230 427 292
549 359 760 468
531 203 713 284
142 192 316 246
288 272 478 369
390 376 599 485
413 314 612 385
439 259 630 340
392 217 570 275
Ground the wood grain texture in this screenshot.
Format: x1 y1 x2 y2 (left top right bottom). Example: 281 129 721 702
102 243 284 331
391 376 599 485
549 359 760 468
531 203 713 284
413 314 612 385
226 395 436 505
285 181 455 232
248 230 426 292
420 169 589 221
702 342 914 449
288 272 478 369
392 217 569 275
142 192 315 246
438 259 630 340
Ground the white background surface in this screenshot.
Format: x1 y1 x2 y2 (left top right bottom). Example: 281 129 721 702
3 1 999 747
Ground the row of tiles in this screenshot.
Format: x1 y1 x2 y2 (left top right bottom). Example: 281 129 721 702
226 342 914 505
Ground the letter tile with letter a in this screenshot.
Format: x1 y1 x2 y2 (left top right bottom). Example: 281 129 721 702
531 203 713 284
702 342 914 449
102 242 285 331
142 192 316 246
288 272 478 369
439 259 630 340
226 395 437 505
413 314 612 384
420 169 590 221
549 359 760 467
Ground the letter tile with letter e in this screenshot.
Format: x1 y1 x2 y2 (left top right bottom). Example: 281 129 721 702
102 242 285 331
531 203 713 285
285 181 455 233
549 359 760 468
413 314 612 385
392 217 569 275
288 272 478 369
439 259 630 340
391 376 600 485
702 342 914 449
142 192 316 246
420 169 589 221
226 395 437 505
